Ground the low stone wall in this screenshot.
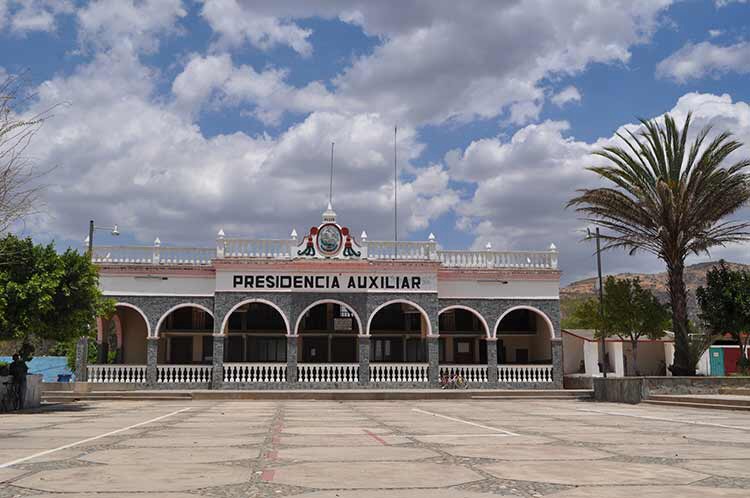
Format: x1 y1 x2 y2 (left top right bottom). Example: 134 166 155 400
594 375 750 403
564 374 593 390
1 374 42 411
644 376 750 394
593 377 648 404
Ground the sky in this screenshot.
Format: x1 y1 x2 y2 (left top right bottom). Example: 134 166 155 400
2 0 750 284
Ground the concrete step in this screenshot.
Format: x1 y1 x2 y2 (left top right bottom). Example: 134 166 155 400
719 387 750 396
642 399 750 412
42 389 591 402
649 394 750 407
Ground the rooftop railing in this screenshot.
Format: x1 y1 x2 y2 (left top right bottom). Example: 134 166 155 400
93 236 558 269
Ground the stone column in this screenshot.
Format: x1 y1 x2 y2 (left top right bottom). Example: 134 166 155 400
286 335 298 383
486 338 498 385
146 338 158 385
358 335 370 385
211 335 225 389
551 338 563 389
427 336 440 387
75 336 88 382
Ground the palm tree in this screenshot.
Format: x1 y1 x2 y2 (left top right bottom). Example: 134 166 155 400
568 113 750 375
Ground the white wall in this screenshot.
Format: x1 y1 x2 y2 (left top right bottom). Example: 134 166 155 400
438 279 559 299
563 333 585 374
101 274 215 296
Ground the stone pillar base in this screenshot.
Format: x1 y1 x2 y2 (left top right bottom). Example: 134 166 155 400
427 336 440 387
146 338 158 385
286 335 298 383
551 338 563 389
211 335 225 389
75 337 88 382
358 336 370 384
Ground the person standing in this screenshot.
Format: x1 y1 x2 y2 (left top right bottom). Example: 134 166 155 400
9 354 28 410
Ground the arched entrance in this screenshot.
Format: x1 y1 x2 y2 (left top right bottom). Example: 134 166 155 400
155 304 215 365
368 301 430 363
223 300 288 363
495 306 554 365
99 303 149 365
438 306 489 365
296 301 361 363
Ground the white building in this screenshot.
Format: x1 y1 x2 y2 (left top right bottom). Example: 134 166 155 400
84 206 562 389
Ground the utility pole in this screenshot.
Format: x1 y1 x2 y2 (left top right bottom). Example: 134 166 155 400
594 227 607 378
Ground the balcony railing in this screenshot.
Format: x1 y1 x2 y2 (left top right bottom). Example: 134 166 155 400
157 365 212 384
439 364 488 383
88 364 147 383
224 363 286 383
297 363 359 383
93 237 557 269
498 364 553 383
370 363 429 383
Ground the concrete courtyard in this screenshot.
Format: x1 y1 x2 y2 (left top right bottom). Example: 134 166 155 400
1 398 750 497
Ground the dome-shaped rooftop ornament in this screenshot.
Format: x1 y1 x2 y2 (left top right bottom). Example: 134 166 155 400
322 202 337 223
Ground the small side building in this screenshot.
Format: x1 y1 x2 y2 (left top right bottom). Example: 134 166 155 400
562 329 676 378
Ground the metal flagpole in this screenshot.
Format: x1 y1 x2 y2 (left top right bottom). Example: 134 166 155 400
329 142 335 206
394 125 398 258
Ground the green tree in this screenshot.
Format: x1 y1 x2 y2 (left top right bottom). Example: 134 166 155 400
0 234 113 356
561 296 599 329
568 113 750 375
597 277 670 375
696 261 750 374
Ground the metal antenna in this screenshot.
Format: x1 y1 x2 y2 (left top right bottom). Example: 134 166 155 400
329 142 335 206
394 125 398 257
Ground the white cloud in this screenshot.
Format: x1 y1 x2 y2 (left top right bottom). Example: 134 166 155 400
657 41 750 82
551 86 582 107
171 53 340 125
77 0 187 54
708 29 723 38
22 49 454 246
201 0 313 56
198 0 672 126
1 0 74 34
448 93 750 281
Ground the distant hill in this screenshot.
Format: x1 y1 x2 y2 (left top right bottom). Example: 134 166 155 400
561 261 750 320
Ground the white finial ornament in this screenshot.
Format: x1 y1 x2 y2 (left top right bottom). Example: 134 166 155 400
217 229 225 239
360 230 368 241
291 229 298 240
549 242 557 250
154 237 161 247
485 242 492 250
322 202 337 222
428 233 436 241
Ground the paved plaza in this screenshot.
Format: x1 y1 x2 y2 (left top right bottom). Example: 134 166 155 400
1 399 750 497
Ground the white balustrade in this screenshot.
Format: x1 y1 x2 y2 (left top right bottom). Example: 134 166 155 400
157 365 212 384
439 364 488 383
224 363 286 383
438 250 557 269
498 364 553 383
93 242 558 269
365 241 435 260
223 238 297 259
92 246 213 265
370 363 429 383
297 363 359 383
87 365 147 383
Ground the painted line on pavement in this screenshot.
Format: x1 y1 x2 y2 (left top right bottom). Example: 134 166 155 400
402 433 513 438
0 407 191 468
411 408 519 436
363 429 388 445
577 407 750 431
